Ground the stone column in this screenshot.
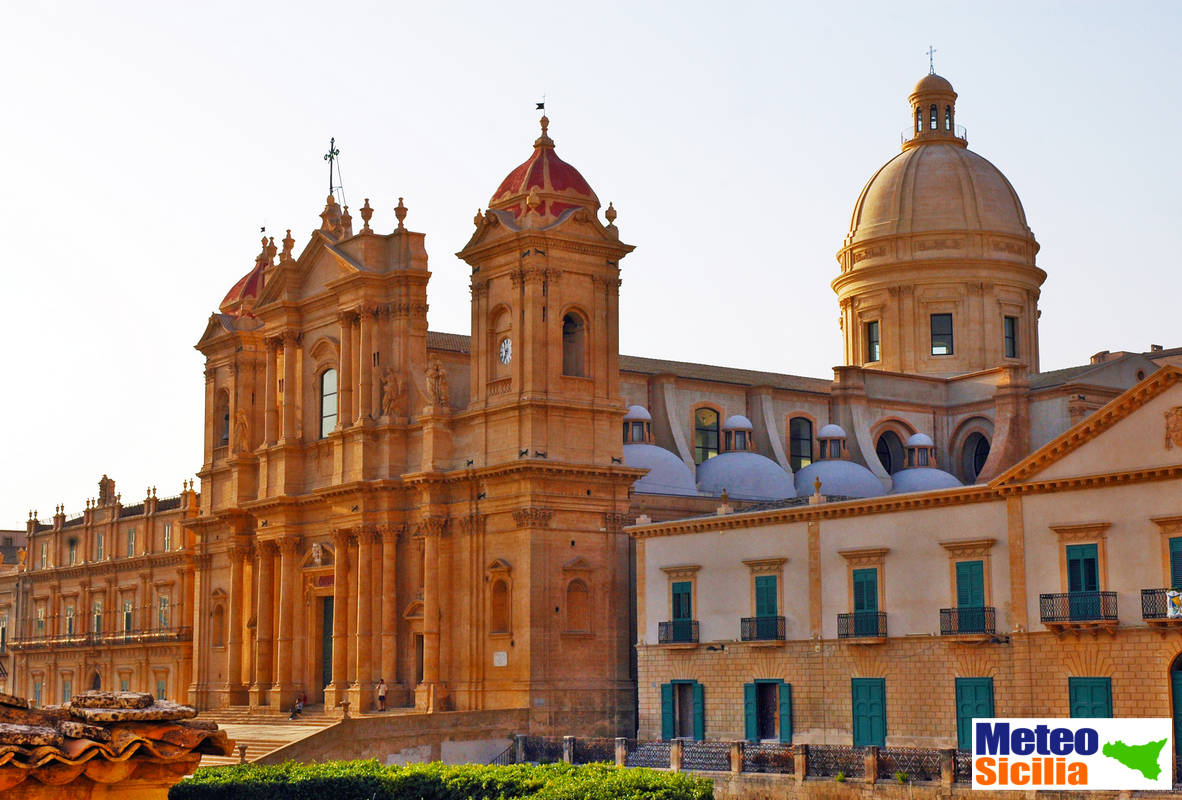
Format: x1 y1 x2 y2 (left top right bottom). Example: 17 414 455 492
280 331 299 441
421 521 442 688
276 536 301 698
264 338 279 444
352 528 376 708
356 306 374 422
250 541 277 706
224 544 247 702
338 312 355 428
379 525 398 690
327 529 350 706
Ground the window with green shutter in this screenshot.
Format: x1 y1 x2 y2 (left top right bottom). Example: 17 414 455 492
1170 537 1182 590
755 575 777 617
851 678 886 747
661 680 705 740
955 678 994 750
1068 677 1112 718
853 568 879 636
955 560 986 633
672 582 692 620
743 681 793 743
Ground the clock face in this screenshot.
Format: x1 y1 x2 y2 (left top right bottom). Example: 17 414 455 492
498 337 512 364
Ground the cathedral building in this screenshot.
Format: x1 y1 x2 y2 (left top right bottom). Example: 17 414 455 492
3 71 1175 746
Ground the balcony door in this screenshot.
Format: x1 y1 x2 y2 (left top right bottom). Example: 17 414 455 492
754 575 778 639
672 581 693 642
955 561 985 633
1066 544 1099 620
853 568 879 636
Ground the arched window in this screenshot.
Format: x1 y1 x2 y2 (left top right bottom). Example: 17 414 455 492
319 369 338 438
929 104 938 130
490 579 510 634
875 431 905 474
89 670 101 691
216 390 230 446
693 408 719 464
945 105 953 131
789 417 813 471
566 580 590 633
211 605 226 647
960 433 991 483
915 107 922 133
562 313 586 377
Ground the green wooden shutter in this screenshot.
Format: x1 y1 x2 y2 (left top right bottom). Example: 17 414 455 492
851 678 886 747
744 683 758 742
672 582 692 620
755 575 778 617
955 678 994 750
1069 677 1112 718
956 561 985 606
778 682 793 743
1171 672 1182 764
1170 538 1182 590
1066 544 1099 592
692 682 705 741
660 683 674 740
853 569 878 612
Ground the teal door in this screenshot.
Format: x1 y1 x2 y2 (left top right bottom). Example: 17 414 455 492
1171 670 1182 768
755 575 778 639
1069 677 1112 717
956 561 986 633
955 678 994 750
1066 544 1099 620
321 597 334 691
672 581 693 641
1170 537 1182 590
851 678 886 746
853 568 879 636
662 681 705 740
744 681 793 743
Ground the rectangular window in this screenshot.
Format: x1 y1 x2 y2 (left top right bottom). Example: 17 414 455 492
40 541 47 569
35 607 45 636
672 581 692 620
96 532 105 561
123 601 133 634
1169 536 1182 590
755 575 778 617
163 524 172 552
693 408 719 464
65 606 75 635
0 613 7 652
1003 316 1018 358
62 679 72 704
955 678 994 749
865 320 881 363
33 681 42 707
127 529 136 557
955 560 986 633
1069 677 1112 718
68 540 77 565
852 567 879 636
158 596 170 629
156 679 166 700
930 313 954 355
660 681 705 741
93 600 103 634
851 678 886 747
744 680 792 743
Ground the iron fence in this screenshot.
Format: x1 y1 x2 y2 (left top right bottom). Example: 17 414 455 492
806 744 865 777
878 747 942 781
682 740 730 771
520 736 564 764
625 740 670 768
574 737 616 764
657 619 699 644
954 749 973 783
740 616 786 641
1039 591 1117 623
939 606 996 635
742 742 794 773
837 611 886 638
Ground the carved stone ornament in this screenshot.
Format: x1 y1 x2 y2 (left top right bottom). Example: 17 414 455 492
512 507 554 528
311 542 323 565
425 356 450 408
380 368 404 417
1166 406 1182 449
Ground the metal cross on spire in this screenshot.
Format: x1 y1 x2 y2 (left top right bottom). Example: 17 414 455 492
927 46 937 74
323 137 340 197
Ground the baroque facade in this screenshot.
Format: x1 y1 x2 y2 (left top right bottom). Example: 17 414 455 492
2 71 1175 743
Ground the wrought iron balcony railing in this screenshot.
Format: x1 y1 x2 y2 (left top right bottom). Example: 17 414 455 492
939 606 996 635
837 611 886 638
1039 591 1117 624
1142 588 1182 620
658 619 699 644
740 616 786 642
8 627 192 652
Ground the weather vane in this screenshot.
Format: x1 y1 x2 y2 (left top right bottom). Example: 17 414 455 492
927 46 937 75
324 137 340 197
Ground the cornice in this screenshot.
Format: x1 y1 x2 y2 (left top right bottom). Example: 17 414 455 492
939 538 997 559
21 551 189 584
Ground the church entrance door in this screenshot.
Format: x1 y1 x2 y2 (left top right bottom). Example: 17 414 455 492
321 597 333 692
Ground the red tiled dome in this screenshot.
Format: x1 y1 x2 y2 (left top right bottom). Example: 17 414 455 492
489 117 599 220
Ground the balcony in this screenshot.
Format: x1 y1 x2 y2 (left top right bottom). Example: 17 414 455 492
939 607 997 640
740 616 786 643
1141 588 1182 628
658 619 699 646
837 611 886 642
1039 591 1117 634
8 627 192 652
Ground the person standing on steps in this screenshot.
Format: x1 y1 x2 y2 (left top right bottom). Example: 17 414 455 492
377 678 387 711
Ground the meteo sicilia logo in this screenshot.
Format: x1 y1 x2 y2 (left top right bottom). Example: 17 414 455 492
972 718 1173 791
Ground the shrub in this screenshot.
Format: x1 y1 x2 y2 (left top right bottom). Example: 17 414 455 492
894 770 909 783
171 760 713 800
834 770 846 782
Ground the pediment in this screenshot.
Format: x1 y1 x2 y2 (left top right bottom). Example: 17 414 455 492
256 232 361 305
487 557 512 573
562 556 592 572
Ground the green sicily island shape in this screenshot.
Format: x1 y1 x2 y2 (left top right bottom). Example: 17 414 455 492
1101 738 1168 781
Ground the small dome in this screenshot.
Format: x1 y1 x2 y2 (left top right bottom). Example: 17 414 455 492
624 405 652 421
489 117 599 222
890 467 963 494
623 444 699 497
906 432 934 448
912 72 955 95
818 423 846 439
795 460 884 499
723 415 753 431
696 452 794 502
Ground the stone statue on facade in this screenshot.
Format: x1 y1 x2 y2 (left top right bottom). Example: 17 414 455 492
425 357 449 409
380 368 404 417
98 474 116 506
233 409 250 454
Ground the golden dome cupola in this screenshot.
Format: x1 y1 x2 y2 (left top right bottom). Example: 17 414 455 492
903 72 966 150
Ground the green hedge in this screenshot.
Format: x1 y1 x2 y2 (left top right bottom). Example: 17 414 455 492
170 760 714 800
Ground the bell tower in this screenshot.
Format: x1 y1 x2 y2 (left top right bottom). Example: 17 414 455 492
458 116 634 464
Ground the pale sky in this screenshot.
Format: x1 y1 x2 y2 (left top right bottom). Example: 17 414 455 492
2 1 1180 526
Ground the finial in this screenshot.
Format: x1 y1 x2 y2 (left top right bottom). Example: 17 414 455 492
265 236 277 263
540 115 549 137
813 477 822 494
927 45 937 75
720 489 729 504
282 229 294 258
605 202 617 225
360 199 373 230
473 209 484 227
395 197 407 230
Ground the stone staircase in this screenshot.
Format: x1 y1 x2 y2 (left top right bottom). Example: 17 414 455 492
193 705 341 768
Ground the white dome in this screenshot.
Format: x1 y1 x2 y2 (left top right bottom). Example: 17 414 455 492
906 432 934 448
890 467 963 494
624 405 652 421
794 460 885 499
723 414 753 431
818 423 846 439
623 444 699 496
696 452 794 502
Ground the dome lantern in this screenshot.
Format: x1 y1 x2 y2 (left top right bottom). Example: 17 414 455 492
903 73 966 151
